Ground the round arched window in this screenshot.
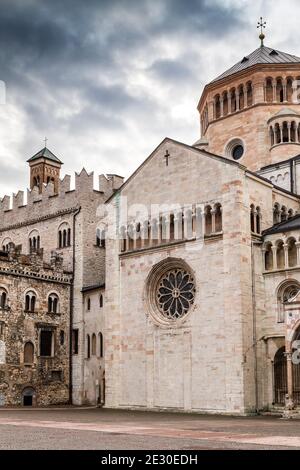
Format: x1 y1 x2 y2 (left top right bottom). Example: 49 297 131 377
225 138 245 161
232 144 244 160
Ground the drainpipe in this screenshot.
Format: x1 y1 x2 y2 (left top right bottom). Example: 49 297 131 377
69 206 81 405
251 240 259 413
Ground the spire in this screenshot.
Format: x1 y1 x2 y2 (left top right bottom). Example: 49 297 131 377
257 16 266 47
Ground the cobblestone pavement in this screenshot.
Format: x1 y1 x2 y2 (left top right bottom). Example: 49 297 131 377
0 408 299 450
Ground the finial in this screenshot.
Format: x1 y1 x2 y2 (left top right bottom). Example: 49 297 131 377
44 137 48 148
257 16 266 47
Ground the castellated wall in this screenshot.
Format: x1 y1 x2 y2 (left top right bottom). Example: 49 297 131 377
0 249 72 406
0 169 124 405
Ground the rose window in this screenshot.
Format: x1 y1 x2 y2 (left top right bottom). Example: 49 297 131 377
156 268 195 320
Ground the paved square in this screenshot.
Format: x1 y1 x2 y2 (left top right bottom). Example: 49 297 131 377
0 408 299 450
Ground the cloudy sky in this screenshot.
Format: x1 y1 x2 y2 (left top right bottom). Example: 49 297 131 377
0 0 300 196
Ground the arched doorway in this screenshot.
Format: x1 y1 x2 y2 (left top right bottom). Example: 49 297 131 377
22 387 36 407
274 347 287 405
274 341 300 406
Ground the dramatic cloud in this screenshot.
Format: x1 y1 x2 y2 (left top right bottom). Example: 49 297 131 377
0 0 299 195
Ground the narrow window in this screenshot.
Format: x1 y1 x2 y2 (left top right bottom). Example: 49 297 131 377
87 298 91 311
87 334 91 359
100 294 103 308
60 330 65 346
92 333 96 356
40 330 53 357
99 332 103 358
24 342 34 364
72 329 79 355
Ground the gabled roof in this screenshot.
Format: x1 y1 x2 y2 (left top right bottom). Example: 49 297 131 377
27 147 63 164
273 107 300 117
211 45 300 84
263 213 300 236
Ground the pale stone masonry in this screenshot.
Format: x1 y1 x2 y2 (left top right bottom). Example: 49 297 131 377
4 37 300 413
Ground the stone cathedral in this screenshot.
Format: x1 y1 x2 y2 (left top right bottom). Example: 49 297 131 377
2 29 300 414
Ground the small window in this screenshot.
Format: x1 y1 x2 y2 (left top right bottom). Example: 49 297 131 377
60 330 65 346
40 330 53 357
24 342 34 364
232 145 244 160
72 329 79 355
25 292 36 313
48 293 59 314
99 294 103 308
87 334 91 359
99 332 103 358
51 370 62 382
92 333 96 356
87 298 91 311
0 290 7 309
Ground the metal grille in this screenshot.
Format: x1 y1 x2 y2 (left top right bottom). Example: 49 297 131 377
274 347 300 405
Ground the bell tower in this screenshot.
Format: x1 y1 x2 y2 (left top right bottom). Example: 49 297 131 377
27 146 63 193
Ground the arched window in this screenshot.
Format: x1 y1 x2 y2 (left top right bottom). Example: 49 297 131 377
29 230 40 253
222 91 228 116
287 77 293 101
291 121 296 142
96 228 106 248
278 281 300 323
274 347 287 404
282 121 289 142
0 289 7 309
214 203 222 232
275 123 281 144
230 88 236 112
246 81 253 106
264 243 273 271
24 342 34 364
99 294 103 308
288 238 297 267
250 204 255 232
273 203 280 224
276 240 285 269
25 291 36 313
87 334 91 359
2 238 12 253
58 223 71 248
265 78 273 102
204 206 212 235
276 78 284 102
238 85 244 109
48 293 59 314
270 126 274 147
215 95 221 119
87 298 91 311
98 332 103 358
256 207 261 234
92 333 96 356
281 206 287 222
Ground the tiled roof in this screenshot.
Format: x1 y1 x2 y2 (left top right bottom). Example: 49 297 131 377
263 214 300 236
211 45 300 83
27 147 63 164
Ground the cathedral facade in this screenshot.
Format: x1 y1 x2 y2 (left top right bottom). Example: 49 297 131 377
2 36 300 414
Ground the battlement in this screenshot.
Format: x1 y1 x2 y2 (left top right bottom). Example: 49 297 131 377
0 170 124 231
0 246 72 284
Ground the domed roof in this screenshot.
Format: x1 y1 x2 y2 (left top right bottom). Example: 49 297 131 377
211 45 300 84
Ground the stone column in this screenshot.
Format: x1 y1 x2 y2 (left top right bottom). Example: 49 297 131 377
273 82 277 102
284 243 289 268
220 97 224 117
211 209 216 234
280 124 283 143
235 90 240 111
296 242 300 266
261 248 266 270
244 85 248 108
283 78 287 102
227 91 232 114
286 351 294 409
272 246 278 270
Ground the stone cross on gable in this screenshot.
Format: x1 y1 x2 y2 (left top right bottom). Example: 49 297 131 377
164 150 170 166
44 137 48 147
